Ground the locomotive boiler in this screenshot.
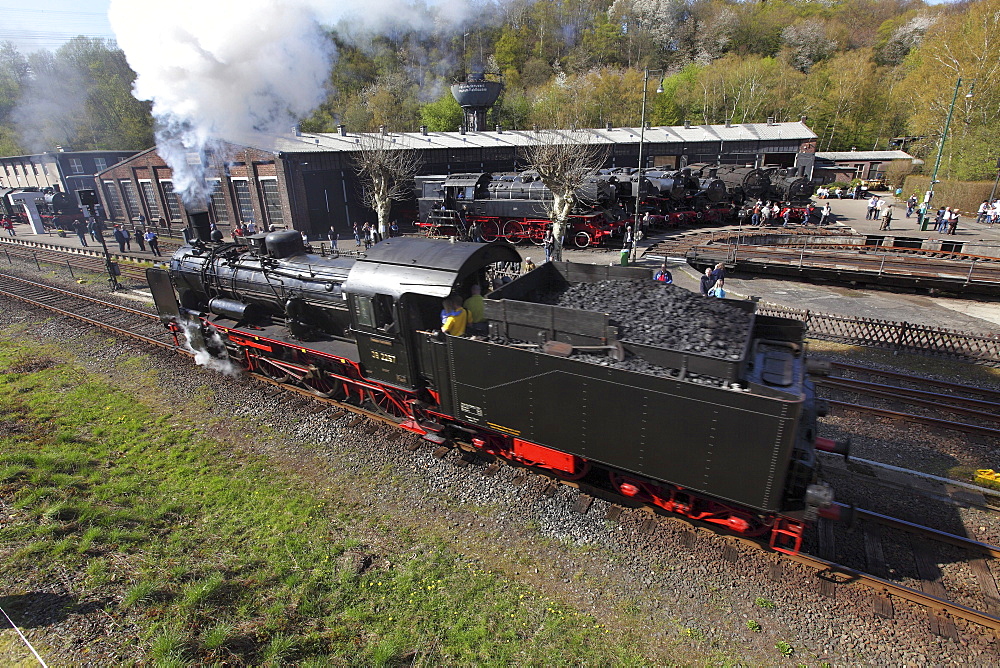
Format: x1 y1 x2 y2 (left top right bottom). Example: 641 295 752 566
150 226 848 554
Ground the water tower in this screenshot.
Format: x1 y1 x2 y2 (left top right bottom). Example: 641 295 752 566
450 72 503 132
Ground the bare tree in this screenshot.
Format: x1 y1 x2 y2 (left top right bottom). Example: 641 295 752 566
354 132 422 238
520 129 607 262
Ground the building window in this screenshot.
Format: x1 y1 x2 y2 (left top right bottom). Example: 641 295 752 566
209 180 229 224
94 158 107 172
231 179 255 223
103 181 124 219
120 180 141 219
260 178 284 226
160 181 182 221
139 181 161 220
69 158 84 174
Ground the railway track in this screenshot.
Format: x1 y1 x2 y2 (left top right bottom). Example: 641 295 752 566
818 361 1000 440
793 506 1000 638
0 236 166 282
6 270 1000 643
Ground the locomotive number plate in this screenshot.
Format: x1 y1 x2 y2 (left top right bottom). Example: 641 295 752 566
460 403 483 417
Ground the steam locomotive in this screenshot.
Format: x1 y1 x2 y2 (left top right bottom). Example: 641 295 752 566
0 187 84 228
149 214 848 554
414 165 816 247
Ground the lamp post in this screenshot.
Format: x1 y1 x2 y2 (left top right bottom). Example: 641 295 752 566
926 77 974 207
632 68 664 262
989 157 1000 212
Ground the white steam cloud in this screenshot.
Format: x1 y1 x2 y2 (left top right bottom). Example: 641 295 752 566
108 0 475 207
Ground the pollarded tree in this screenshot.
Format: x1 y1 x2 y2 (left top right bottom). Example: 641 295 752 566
520 129 607 263
354 132 422 239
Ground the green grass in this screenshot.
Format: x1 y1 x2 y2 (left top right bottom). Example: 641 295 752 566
0 335 664 665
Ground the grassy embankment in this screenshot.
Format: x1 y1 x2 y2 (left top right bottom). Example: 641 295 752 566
0 327 670 665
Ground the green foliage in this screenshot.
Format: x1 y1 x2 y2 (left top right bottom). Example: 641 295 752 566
754 596 775 609
746 619 761 632
420 92 463 132
776 640 794 656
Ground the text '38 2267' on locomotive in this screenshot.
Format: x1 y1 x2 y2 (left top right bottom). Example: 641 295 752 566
149 212 850 554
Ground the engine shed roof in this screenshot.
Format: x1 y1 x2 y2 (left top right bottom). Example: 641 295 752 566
343 238 522 299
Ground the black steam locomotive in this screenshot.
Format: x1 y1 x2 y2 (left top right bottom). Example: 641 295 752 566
149 217 847 554
414 165 816 246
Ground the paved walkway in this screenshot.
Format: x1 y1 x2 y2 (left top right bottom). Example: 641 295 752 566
5 202 1000 334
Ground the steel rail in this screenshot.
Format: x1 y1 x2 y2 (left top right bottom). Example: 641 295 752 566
827 399 1000 438
818 378 1000 423
830 362 1000 402
0 275 172 351
783 550 1000 633
852 506 1000 559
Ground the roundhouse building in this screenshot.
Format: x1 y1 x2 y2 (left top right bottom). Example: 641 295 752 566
96 121 817 238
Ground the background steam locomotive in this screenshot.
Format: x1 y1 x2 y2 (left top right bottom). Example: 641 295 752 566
415 164 815 247
149 212 849 554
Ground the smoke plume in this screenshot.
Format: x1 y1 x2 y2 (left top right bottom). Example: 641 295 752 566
108 0 475 206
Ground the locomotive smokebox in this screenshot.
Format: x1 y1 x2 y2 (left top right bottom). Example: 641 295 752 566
186 209 213 244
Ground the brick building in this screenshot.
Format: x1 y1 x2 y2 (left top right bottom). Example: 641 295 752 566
96 144 288 232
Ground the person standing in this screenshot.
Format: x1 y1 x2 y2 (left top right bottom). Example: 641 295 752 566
145 229 160 256
353 222 361 246
977 201 989 224
87 218 99 242
937 207 949 233
866 195 878 220
947 209 959 235
122 226 132 251
73 219 88 247
543 227 554 262
879 203 893 230
134 227 146 251
113 224 127 252
819 203 832 226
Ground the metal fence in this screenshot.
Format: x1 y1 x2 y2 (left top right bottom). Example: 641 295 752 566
758 303 1000 366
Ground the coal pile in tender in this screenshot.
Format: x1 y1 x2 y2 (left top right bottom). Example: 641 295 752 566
535 279 752 360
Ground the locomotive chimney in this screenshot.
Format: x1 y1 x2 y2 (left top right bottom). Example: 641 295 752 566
684 119 691 129
337 124 346 136
606 122 612 130
420 125 428 136
767 116 775 125
292 124 301 137
459 125 466 135
800 115 807 124
186 208 213 245
495 124 502 133
379 125 386 135
724 118 732 128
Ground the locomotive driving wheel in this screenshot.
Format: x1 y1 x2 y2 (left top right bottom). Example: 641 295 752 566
480 220 501 242
502 220 525 244
364 387 408 420
299 366 344 399
256 356 290 383
573 231 592 248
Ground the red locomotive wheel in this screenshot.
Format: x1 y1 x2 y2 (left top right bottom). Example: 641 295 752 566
480 220 501 242
365 387 408 419
256 357 290 383
573 231 591 248
502 220 525 244
300 366 344 399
